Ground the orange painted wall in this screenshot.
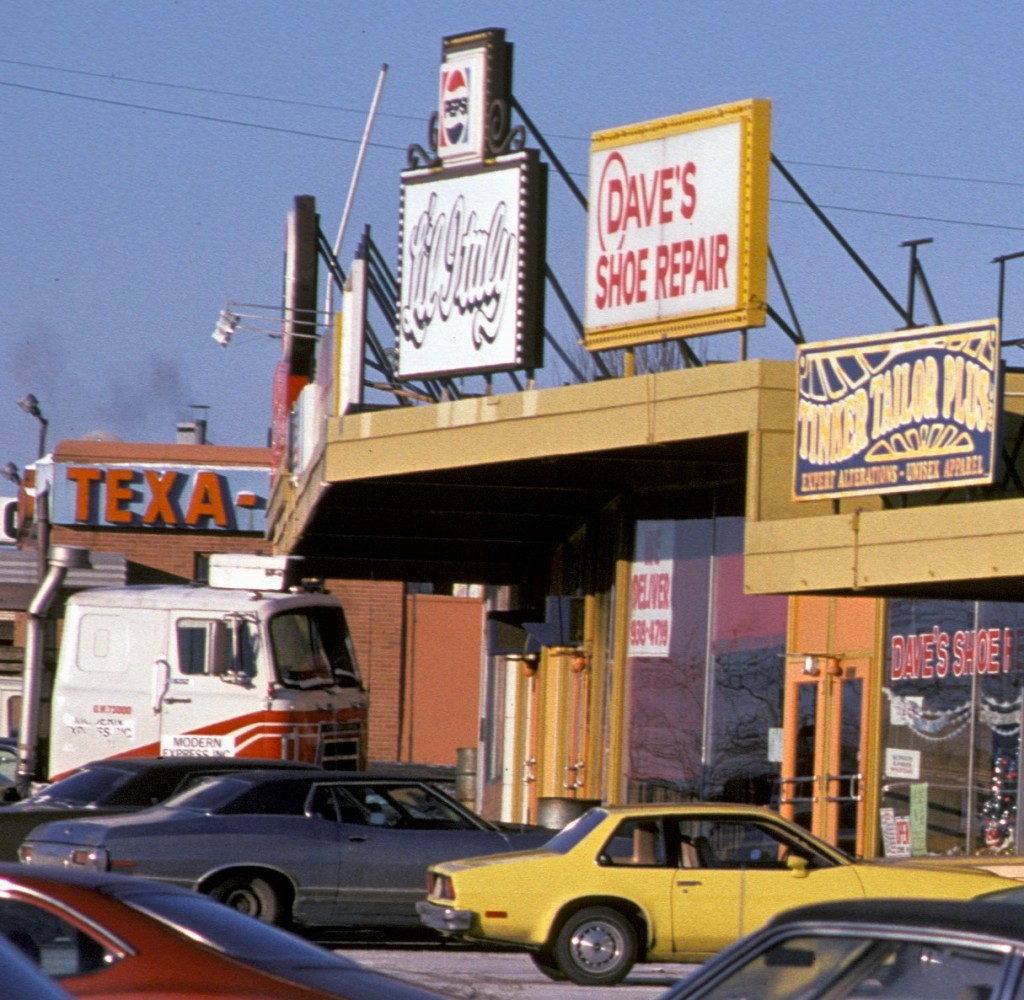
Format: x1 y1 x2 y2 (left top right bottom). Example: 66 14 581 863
402 592 483 766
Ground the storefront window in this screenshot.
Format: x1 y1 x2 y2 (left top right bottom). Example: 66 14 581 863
883 599 1024 856
624 517 787 803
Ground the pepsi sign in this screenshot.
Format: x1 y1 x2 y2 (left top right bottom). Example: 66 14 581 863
439 65 471 153
436 29 511 165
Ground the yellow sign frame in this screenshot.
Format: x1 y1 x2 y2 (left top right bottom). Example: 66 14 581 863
584 99 771 351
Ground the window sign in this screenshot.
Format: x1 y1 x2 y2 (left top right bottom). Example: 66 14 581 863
883 598 1024 856
628 520 675 658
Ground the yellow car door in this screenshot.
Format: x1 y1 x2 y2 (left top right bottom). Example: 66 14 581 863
737 860 865 935
669 817 866 957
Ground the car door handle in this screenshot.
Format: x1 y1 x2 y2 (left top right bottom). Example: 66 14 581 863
348 835 369 843
163 697 192 704
677 879 702 887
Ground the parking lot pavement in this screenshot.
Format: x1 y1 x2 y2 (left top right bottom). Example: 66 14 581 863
331 943 699 1000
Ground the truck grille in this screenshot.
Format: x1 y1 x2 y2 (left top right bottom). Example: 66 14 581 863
319 721 362 770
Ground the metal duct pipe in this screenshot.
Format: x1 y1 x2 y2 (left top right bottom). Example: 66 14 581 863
17 546 91 792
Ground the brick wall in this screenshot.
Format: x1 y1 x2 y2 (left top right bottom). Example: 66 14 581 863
329 579 406 763
49 526 271 583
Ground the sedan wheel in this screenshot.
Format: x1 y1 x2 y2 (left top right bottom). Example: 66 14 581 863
530 948 568 982
209 875 282 925
552 906 638 986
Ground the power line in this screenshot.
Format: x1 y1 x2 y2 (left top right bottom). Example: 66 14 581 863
773 197 1024 233
2 68 1022 236
5 56 1023 195
0 56 424 121
786 158 1024 191
0 79 410 152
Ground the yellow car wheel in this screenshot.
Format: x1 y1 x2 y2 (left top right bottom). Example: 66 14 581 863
552 906 638 986
530 948 568 982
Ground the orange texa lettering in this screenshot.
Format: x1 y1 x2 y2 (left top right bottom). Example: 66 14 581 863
104 468 135 524
65 467 102 522
185 471 228 526
143 470 180 525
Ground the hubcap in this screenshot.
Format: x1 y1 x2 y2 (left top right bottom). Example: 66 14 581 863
570 919 625 973
226 890 257 915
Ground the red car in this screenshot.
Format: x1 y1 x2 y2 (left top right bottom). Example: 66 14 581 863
0 863 439 999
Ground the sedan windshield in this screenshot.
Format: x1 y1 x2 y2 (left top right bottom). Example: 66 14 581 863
19 766 134 808
160 775 249 813
683 933 1007 1000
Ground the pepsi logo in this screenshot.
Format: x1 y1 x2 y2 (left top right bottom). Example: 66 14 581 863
440 66 470 149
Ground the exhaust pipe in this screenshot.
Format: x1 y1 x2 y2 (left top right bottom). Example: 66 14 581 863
17 546 91 793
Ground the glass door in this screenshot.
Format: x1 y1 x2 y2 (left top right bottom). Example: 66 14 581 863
780 656 869 856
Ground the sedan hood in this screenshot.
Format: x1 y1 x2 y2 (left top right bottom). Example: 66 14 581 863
853 859 1013 896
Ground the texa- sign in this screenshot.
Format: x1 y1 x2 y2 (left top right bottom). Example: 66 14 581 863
584 99 771 350
49 462 269 531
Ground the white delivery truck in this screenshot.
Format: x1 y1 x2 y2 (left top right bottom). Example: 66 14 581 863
45 555 368 780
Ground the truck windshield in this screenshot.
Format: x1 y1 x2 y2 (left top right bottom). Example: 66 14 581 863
268 607 362 690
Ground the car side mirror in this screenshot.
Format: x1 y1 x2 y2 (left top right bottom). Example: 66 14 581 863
787 854 808 878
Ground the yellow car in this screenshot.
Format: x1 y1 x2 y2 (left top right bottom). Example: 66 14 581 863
417 803 1013 986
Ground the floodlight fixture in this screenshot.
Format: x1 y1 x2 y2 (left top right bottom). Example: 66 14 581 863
17 394 48 458
211 308 240 347
211 300 328 348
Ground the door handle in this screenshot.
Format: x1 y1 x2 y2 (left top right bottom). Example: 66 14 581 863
348 835 369 843
163 697 192 704
677 879 702 887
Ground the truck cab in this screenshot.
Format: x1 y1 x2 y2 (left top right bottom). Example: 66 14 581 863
47 555 367 779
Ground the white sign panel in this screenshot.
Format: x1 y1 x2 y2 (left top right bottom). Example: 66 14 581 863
628 520 675 658
884 746 921 780
161 734 235 757
398 151 543 379
587 122 741 331
584 100 770 349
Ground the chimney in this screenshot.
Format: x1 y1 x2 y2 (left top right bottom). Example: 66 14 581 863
176 419 207 445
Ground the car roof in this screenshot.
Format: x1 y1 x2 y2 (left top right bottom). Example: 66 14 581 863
188 769 437 785
73 757 319 775
769 897 1024 942
597 802 780 818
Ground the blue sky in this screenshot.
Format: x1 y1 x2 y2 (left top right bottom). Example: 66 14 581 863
2 2 1023 484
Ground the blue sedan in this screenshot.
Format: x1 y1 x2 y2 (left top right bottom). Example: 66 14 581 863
19 770 552 931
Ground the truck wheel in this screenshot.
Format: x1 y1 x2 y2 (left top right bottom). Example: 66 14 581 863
552 906 637 986
209 874 282 925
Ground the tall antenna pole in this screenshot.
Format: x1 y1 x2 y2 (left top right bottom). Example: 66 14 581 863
325 63 388 319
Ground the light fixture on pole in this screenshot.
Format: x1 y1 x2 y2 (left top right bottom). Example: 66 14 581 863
211 308 240 347
17 394 48 458
210 301 327 348
17 394 49 581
